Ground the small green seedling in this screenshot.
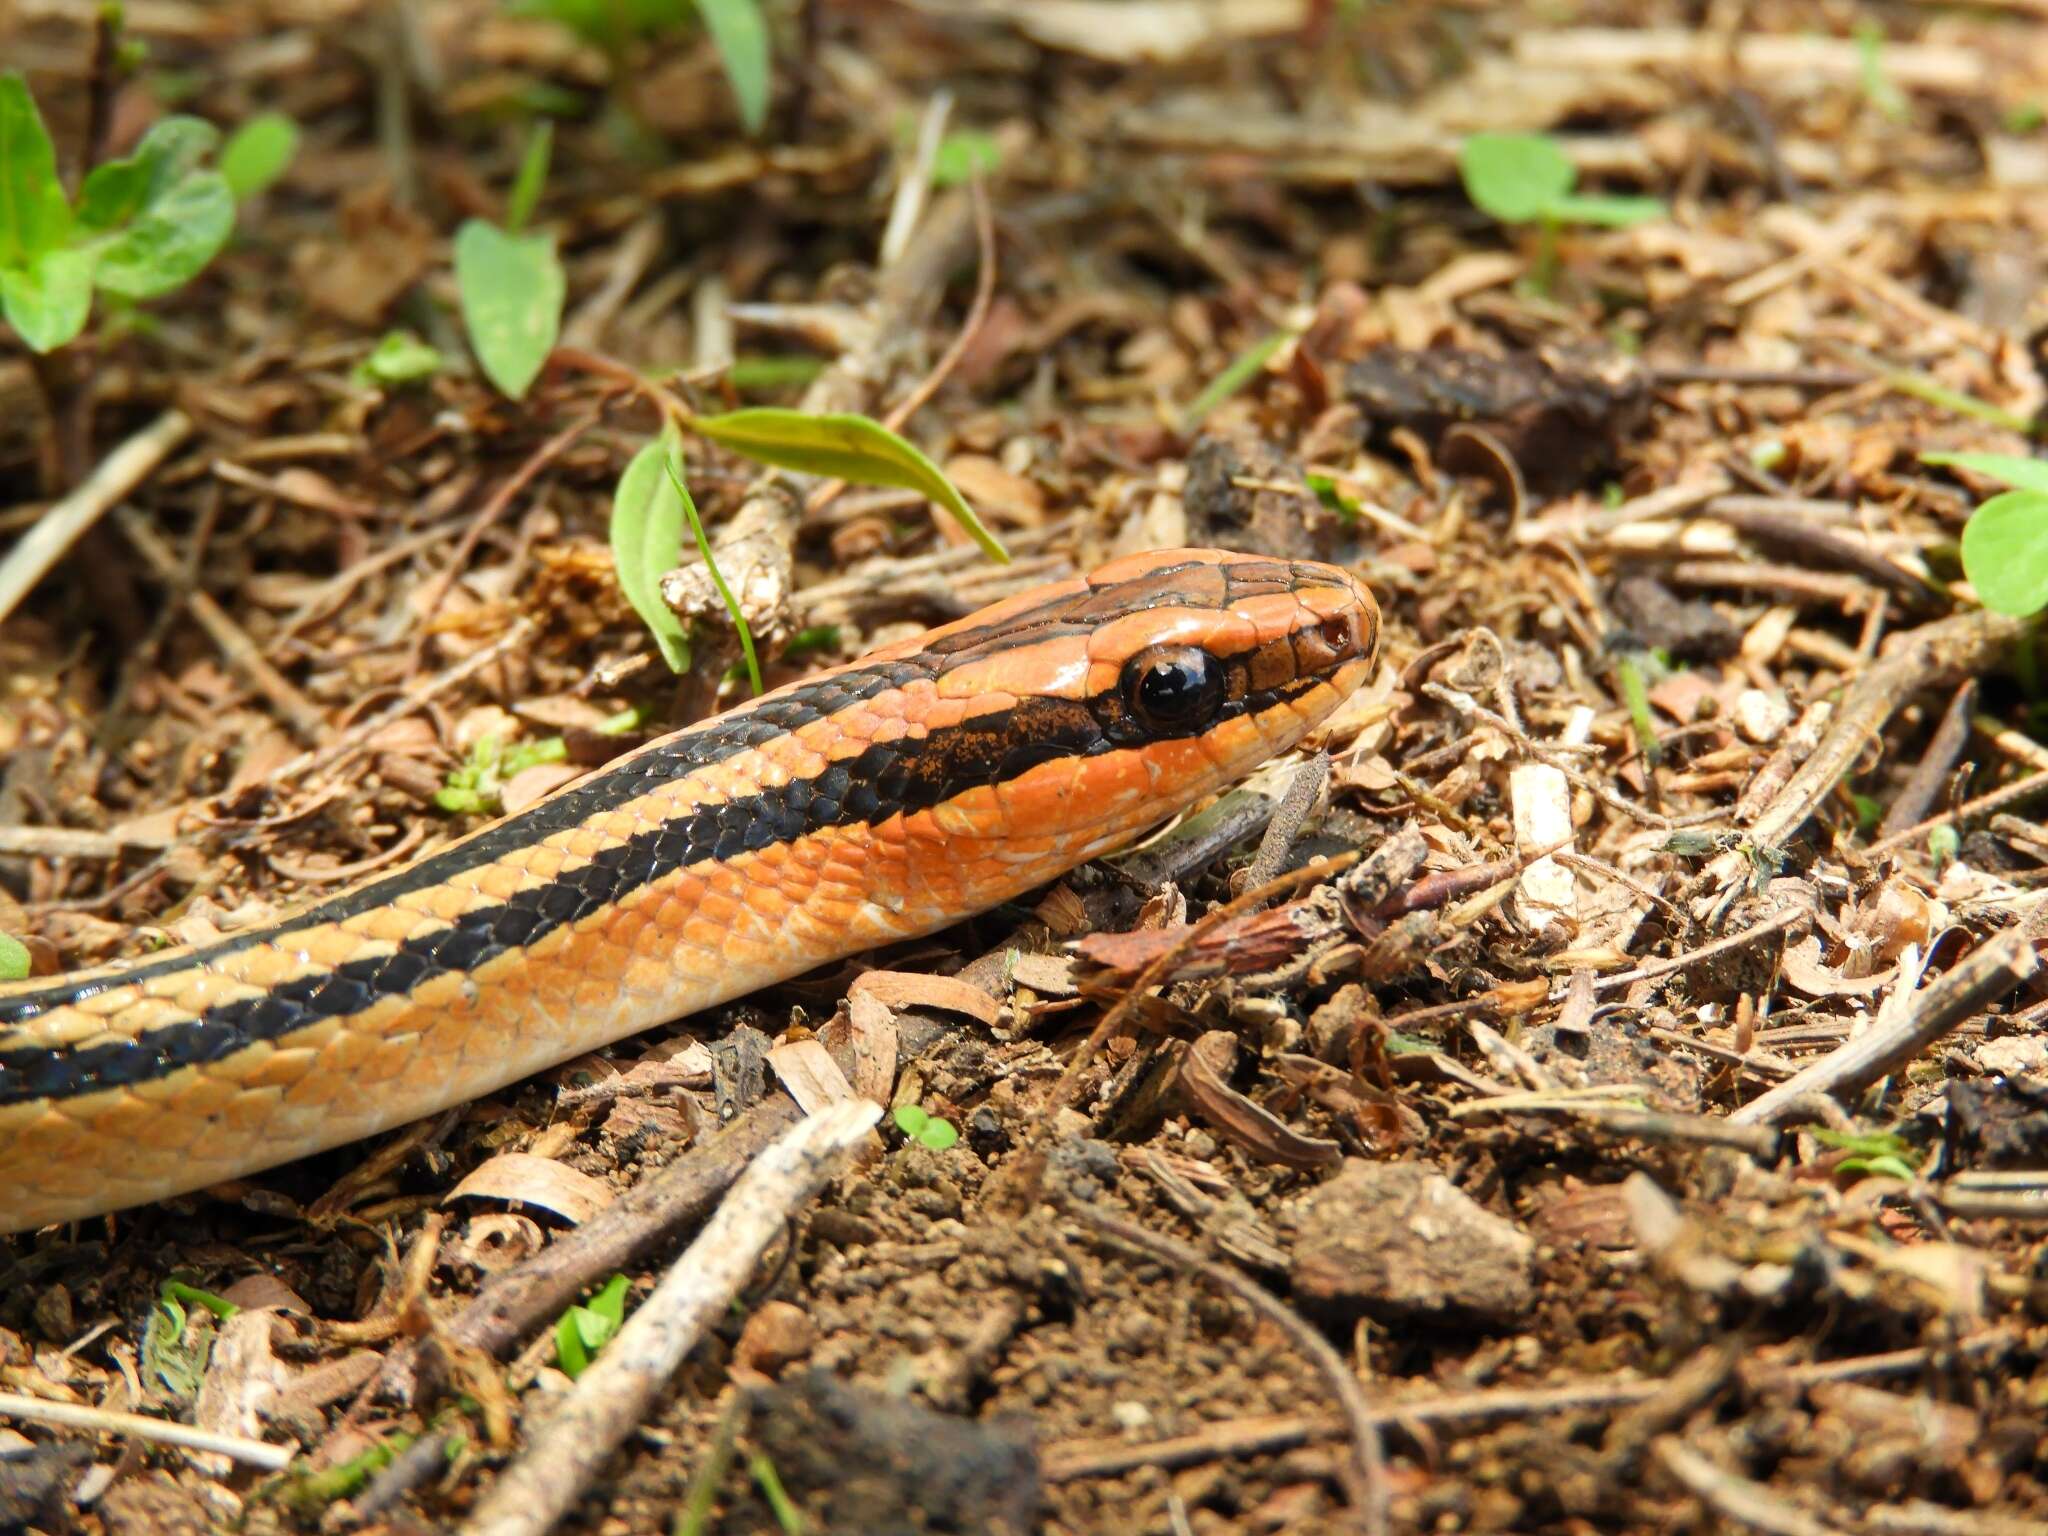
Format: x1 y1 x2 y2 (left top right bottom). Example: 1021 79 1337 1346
1457 132 1665 291
892 1104 959 1151
931 129 1001 187
555 1272 631 1379
435 734 569 816
0 933 28 981
353 329 445 388
1921 451 2048 617
454 121 564 399
219 111 300 199
142 1279 238 1398
1855 22 1909 124
1928 823 1961 870
1303 472 1363 524
0 72 247 352
1810 1127 1917 1184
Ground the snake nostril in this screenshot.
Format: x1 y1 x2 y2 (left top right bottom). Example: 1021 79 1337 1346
1319 615 1354 654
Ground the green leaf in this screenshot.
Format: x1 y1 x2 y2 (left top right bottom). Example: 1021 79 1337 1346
892 1104 930 1138
555 1309 590 1378
453 218 564 399
219 111 299 200
1459 132 1576 224
664 456 762 694
92 170 234 298
1961 489 2048 616
505 120 552 235
916 1116 959 1151
1921 450 2048 498
0 74 71 268
694 408 1009 563
1 244 95 351
696 0 772 135
610 432 693 672
0 933 29 981
77 115 220 232
1304 472 1361 523
932 129 1001 187
354 328 444 386
587 1273 631 1330
1545 192 1666 228
1180 328 1292 431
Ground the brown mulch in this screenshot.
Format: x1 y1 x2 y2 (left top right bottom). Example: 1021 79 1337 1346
4 3 2048 1534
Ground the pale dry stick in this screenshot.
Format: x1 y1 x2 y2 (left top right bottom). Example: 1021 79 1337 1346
1731 928 2039 1127
458 1099 881 1536
0 408 192 626
1695 608 2026 899
1974 713 2048 775
1654 1437 1851 1536
0 1389 292 1472
114 508 327 742
1043 1328 2025 1482
1863 1500 2048 1536
1066 1201 1387 1536
1594 906 1806 993
0 825 154 859
878 89 951 268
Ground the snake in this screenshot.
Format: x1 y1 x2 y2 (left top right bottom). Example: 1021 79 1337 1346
0 548 1379 1234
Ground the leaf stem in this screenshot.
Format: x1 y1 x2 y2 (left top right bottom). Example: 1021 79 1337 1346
664 455 762 695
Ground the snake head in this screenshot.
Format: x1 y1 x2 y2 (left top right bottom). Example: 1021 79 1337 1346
901 547 1381 851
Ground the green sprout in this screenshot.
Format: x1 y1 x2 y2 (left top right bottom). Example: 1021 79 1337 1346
435 734 569 816
1457 132 1665 292
555 1273 631 1379
892 1104 959 1151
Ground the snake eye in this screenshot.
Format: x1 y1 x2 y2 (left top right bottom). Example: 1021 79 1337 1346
1121 646 1225 734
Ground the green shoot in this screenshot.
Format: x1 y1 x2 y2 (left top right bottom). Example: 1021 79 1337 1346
748 1449 807 1534
1180 328 1294 432
0 933 28 981
892 1104 959 1151
454 121 564 398
555 1273 632 1379
435 734 569 815
353 329 445 388
219 112 300 199
0 73 244 352
1458 132 1664 291
664 456 762 693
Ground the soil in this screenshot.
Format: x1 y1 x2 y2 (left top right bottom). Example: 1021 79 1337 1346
3 3 2047 1534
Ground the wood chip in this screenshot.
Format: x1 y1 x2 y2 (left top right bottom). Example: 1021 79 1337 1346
767 1038 860 1114
447 1153 617 1225
849 969 1002 1025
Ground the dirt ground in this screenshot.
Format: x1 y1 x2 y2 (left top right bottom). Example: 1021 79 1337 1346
3 2 2047 1533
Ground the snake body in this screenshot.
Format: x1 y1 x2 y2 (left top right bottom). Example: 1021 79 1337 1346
0 548 1378 1232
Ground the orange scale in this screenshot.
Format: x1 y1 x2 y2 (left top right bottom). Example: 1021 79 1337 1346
939 638 1087 701
212 1082 286 1132
2 1104 90 1163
